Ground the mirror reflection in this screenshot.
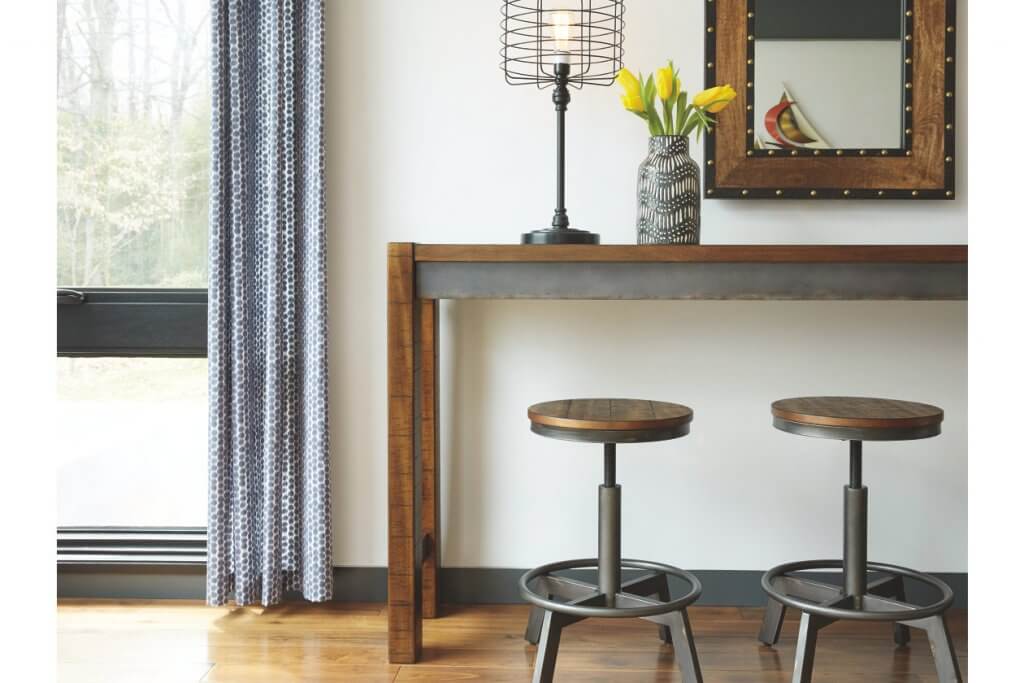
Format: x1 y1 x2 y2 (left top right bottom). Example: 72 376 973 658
753 0 905 150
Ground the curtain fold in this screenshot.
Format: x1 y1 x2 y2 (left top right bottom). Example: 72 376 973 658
207 0 330 607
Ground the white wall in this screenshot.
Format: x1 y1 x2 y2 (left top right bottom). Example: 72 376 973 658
326 1 967 572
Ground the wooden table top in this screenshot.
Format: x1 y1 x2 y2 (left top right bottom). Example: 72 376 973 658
411 244 967 263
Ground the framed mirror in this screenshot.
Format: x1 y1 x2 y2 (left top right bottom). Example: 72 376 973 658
704 0 956 199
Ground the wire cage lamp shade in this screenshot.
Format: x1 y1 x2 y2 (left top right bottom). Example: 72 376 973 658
501 1 625 88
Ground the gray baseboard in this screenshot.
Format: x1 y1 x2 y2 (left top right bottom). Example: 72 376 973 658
57 565 967 608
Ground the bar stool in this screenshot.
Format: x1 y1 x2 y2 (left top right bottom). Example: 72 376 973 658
759 396 962 683
521 398 704 683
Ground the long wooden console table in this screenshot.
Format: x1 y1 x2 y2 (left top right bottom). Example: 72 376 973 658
386 243 967 663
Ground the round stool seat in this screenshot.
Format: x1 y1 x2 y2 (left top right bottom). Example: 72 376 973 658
528 398 693 443
772 396 943 441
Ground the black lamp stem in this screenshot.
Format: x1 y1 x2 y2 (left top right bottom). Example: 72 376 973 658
519 59 599 244
552 61 570 230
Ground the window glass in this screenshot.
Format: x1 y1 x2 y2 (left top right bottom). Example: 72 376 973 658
57 358 208 526
57 0 210 287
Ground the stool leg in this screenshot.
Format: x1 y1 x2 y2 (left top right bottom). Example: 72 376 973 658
919 614 963 683
532 610 566 683
667 608 703 683
758 597 786 646
791 611 826 683
654 573 672 644
891 576 911 647
524 605 545 645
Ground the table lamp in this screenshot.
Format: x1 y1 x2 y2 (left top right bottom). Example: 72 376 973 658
501 1 626 244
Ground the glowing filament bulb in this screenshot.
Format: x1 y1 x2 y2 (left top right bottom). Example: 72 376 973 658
550 11 573 52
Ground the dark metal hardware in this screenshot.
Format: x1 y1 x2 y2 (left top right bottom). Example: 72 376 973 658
57 288 87 305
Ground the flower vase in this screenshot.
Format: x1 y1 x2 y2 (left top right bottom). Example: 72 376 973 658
636 135 701 244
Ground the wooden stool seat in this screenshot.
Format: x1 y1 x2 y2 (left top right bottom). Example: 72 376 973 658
528 398 693 443
772 396 943 441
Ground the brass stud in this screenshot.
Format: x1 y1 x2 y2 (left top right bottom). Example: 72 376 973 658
790 150 798 156
748 34 754 41
905 34 912 41
747 128 754 135
707 62 714 68
707 26 714 33
946 190 954 197
836 149 843 156
906 105 912 112
768 150 776 156
707 160 714 166
906 150 913 156
946 123 953 130
905 57 912 64
741 189 749 196
707 189 714 195
946 156 953 162
748 11 754 18
905 128 912 135
881 150 889 155
859 149 866 156
843 190 851 197
946 91 953 98
746 150 753 156
809 190 817 197
747 104 753 111
813 150 821 156
947 26 955 32
775 189 783 196
878 190 885 196
912 190 919 196
906 10 913 17
946 56 954 63
747 58 754 65
905 82 912 89
747 82 753 88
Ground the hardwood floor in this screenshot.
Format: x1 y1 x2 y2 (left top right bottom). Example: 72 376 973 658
57 600 966 682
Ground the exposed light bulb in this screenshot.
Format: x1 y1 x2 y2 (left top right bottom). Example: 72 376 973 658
550 11 573 53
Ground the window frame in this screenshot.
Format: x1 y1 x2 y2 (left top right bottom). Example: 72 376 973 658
57 288 207 357
57 288 209 565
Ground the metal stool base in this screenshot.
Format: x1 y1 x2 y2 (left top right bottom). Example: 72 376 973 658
759 559 961 683
521 559 703 683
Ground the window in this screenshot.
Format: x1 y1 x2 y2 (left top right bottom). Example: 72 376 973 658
56 0 210 543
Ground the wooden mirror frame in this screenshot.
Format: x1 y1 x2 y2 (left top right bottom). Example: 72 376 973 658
703 0 956 200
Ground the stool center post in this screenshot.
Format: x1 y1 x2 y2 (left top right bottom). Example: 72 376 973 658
599 443 621 605
844 440 868 605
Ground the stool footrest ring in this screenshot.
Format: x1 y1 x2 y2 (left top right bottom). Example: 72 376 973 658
761 559 954 622
520 558 701 619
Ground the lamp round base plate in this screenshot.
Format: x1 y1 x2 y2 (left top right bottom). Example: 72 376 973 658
521 228 600 245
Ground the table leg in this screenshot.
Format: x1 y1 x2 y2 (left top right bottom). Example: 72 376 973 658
419 298 441 618
388 243 422 663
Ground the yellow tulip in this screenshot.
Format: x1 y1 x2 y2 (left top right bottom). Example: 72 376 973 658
621 93 645 113
693 84 737 113
655 66 674 101
616 68 642 99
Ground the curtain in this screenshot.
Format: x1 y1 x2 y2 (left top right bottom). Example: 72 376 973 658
206 0 331 607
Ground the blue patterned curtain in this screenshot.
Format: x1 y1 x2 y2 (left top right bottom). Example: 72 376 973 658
206 0 331 607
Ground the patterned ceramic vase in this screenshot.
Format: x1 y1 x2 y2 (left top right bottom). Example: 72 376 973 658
636 135 701 244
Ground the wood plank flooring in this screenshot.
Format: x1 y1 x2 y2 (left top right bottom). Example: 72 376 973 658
57 600 967 682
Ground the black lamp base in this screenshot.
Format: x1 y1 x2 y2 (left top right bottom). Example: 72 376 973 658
521 228 600 245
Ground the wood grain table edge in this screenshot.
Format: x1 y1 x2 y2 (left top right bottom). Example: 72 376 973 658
412 244 967 264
